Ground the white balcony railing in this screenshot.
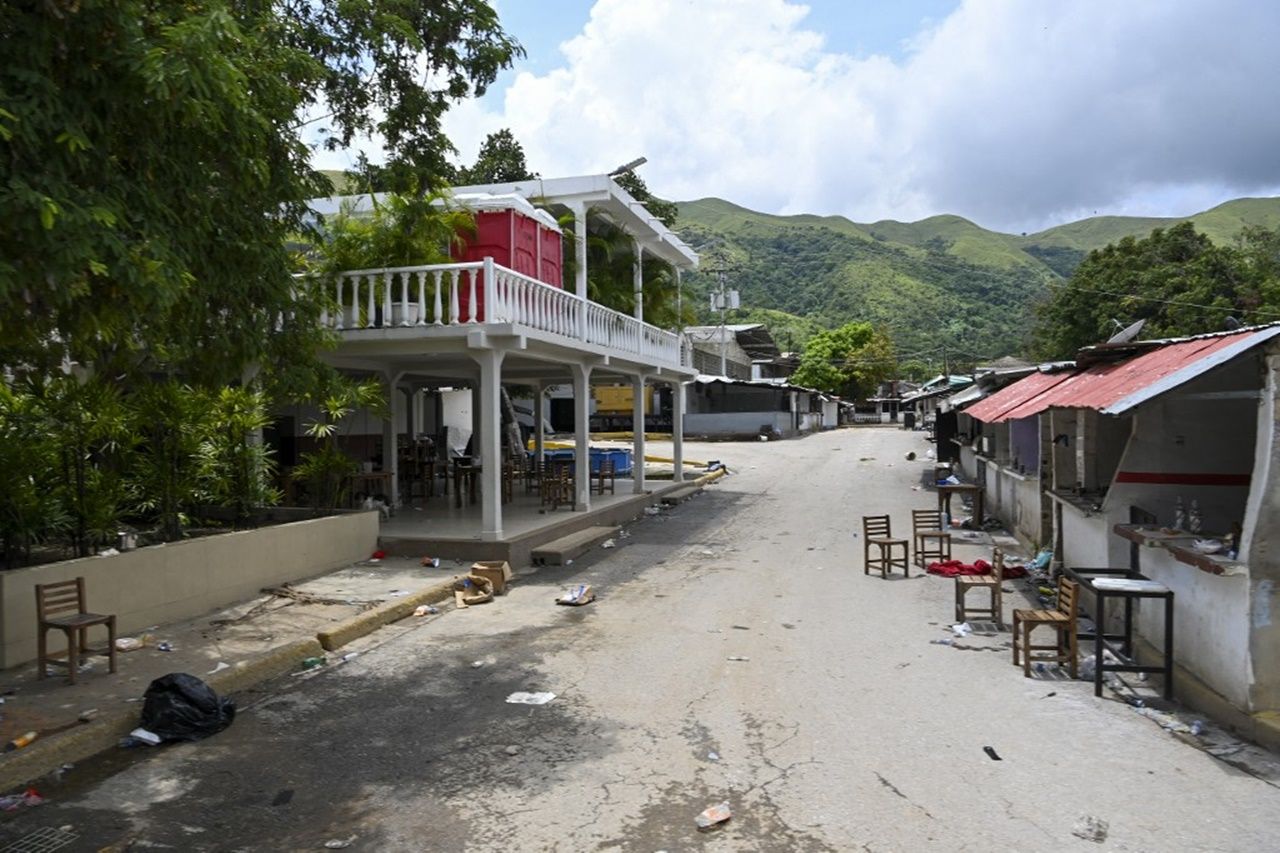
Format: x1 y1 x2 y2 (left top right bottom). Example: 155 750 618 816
315 260 687 368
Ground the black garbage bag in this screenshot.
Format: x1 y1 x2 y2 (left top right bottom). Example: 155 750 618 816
140 673 235 742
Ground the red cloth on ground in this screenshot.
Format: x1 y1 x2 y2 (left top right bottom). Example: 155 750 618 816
926 559 1028 578
927 559 990 577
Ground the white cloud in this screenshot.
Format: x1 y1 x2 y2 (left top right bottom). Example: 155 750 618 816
437 0 1280 231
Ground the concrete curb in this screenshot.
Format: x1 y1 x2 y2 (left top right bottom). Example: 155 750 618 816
316 578 458 652
693 468 729 487
0 636 326 793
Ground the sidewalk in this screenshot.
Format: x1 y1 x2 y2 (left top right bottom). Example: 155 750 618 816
0 555 467 760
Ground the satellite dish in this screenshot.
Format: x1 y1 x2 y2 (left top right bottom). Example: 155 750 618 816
1106 318 1146 344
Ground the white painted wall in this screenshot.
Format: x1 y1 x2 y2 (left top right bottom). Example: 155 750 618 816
685 412 791 436
1134 546 1252 708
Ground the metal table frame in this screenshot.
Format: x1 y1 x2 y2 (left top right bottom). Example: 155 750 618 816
1061 565 1174 699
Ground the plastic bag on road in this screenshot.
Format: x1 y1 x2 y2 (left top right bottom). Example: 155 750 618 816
140 673 235 742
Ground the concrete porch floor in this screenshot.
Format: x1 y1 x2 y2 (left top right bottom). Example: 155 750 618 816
379 478 687 566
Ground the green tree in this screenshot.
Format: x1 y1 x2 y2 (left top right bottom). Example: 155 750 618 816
791 322 895 398
1031 222 1280 358
458 129 537 184
0 0 521 384
613 171 678 229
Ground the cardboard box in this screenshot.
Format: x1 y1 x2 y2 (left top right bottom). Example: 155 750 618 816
470 561 514 595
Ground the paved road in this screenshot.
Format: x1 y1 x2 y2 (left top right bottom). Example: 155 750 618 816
5 428 1280 851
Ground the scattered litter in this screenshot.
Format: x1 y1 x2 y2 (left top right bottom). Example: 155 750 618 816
96 547 120 557
1190 720 1205 736
618 529 632 539
301 656 325 670
207 662 231 676
731 625 750 631
156 641 174 652
0 788 44 811
858 457 875 462
506 691 556 705
726 656 750 662
324 836 357 849
695 801 732 831
413 604 439 617
341 652 359 662
905 451 917 461
128 727 162 747
471 660 486 669
78 709 99 723
1072 815 1109 843
1043 692 1057 699
930 639 953 646
504 745 522 756
556 584 595 607
643 506 662 515
419 556 441 568
370 550 386 560
115 637 146 652
951 622 973 637
453 575 495 608
139 673 235 742
601 538 616 549
387 589 409 598
983 746 1002 761
5 731 37 752
707 751 720 761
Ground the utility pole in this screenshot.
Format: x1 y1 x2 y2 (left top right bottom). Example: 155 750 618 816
709 264 739 377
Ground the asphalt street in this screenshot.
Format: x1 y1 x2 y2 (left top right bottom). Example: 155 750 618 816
3 427 1280 851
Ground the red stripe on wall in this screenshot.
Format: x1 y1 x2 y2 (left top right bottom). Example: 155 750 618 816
1113 472 1252 486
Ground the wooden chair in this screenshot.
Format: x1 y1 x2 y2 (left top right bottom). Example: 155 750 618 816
862 515 909 578
541 463 575 511
36 577 117 685
1012 576 1079 678
594 458 616 496
956 548 1005 628
911 509 952 569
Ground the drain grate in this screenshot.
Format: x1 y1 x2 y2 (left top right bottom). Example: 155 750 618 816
1 827 78 853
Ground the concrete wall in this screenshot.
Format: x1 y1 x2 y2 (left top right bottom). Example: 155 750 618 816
0 511 379 668
685 411 791 437
1133 545 1252 709
1055 500 1120 568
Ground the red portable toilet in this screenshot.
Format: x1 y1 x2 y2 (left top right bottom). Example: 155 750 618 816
449 193 563 321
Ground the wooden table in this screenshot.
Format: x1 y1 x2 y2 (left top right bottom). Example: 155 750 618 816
937 482 984 526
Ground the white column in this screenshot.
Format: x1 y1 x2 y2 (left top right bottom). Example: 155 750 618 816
384 374 401 508
673 381 686 483
632 374 647 494
474 350 505 539
633 239 644 324
571 362 592 510
571 200 588 341
534 381 546 464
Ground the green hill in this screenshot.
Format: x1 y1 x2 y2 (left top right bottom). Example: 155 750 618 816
674 195 1280 366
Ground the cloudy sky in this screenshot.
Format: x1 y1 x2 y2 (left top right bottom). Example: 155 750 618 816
315 0 1280 234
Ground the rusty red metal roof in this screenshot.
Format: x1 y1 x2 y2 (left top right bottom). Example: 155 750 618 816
964 326 1280 423
963 370 1075 423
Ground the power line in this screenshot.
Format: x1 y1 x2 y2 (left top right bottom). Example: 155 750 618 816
1044 278 1280 318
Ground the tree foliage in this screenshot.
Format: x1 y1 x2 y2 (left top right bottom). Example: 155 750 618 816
791 322 895 397
614 171 679 229
0 0 521 384
458 129 537 185
1031 222 1280 358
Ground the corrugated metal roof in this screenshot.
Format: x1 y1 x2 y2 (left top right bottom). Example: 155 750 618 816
964 326 1280 423
963 370 1076 423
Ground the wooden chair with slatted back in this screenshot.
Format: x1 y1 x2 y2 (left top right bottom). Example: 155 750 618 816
1012 576 1079 678
911 508 952 569
593 458 616 496
955 548 1004 628
862 515 909 578
36 577 117 684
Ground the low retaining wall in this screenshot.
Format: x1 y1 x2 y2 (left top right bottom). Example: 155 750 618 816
0 511 379 668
